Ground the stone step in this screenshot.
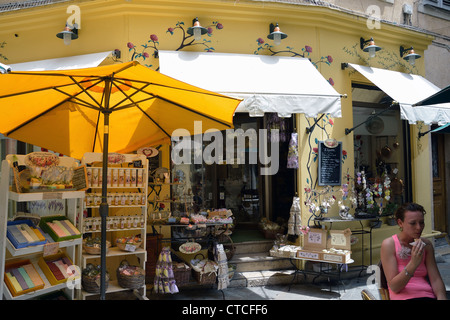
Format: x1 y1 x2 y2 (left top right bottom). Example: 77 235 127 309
229 252 292 272
233 240 274 255
228 270 298 287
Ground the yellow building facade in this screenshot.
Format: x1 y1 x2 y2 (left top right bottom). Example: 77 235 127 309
0 0 440 266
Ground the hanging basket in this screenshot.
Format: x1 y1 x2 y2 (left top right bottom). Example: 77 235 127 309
116 260 145 289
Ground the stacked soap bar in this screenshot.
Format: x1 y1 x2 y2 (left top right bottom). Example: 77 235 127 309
5 263 45 296
40 216 81 242
7 222 46 249
45 257 75 281
46 220 80 238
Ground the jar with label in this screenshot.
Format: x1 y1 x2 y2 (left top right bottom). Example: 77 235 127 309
94 193 101 206
140 215 145 227
98 168 103 187
91 218 98 231
86 193 93 207
114 192 120 206
133 216 139 228
112 217 118 229
120 193 127 206
84 218 92 232
127 216 133 229
128 192 135 206
107 193 113 206
106 217 112 230
140 192 146 205
120 216 125 229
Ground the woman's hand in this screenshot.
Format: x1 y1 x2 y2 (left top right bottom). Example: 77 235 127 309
409 239 425 271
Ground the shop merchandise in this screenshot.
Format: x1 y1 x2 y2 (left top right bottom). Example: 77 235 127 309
7 221 46 248
287 132 299 169
153 247 178 294
213 244 229 290
4 263 45 296
287 197 301 236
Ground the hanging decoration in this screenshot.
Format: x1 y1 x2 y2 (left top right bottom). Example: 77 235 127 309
287 132 299 169
213 243 230 290
288 197 302 235
266 113 289 143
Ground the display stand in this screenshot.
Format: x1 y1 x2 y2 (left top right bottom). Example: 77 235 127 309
78 152 148 300
0 155 84 300
314 216 377 272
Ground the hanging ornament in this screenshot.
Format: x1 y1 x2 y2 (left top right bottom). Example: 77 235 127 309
287 132 299 169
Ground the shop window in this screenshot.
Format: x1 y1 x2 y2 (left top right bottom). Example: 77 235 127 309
352 84 411 216
171 113 296 225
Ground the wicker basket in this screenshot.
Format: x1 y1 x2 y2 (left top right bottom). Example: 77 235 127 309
116 260 145 289
191 254 217 285
116 241 142 252
81 273 110 293
83 240 111 255
173 263 191 286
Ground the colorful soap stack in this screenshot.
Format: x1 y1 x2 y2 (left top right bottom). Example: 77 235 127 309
44 256 75 282
46 219 80 240
7 222 46 248
5 263 45 296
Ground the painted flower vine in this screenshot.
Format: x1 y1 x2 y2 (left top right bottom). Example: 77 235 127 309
127 20 224 69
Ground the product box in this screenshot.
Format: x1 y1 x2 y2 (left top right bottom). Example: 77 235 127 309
322 251 352 264
303 228 328 251
326 228 352 251
296 249 324 261
4 259 45 297
38 251 75 286
39 215 81 242
7 219 47 249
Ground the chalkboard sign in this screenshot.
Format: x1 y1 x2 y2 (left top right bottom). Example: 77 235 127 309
318 140 342 186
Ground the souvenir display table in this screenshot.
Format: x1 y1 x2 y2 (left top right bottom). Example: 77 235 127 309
314 215 380 270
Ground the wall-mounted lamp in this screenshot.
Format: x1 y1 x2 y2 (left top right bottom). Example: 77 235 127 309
360 37 382 58
187 17 208 41
400 46 421 66
267 23 287 46
56 23 78 45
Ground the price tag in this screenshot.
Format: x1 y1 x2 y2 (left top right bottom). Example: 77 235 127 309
43 192 63 200
124 244 136 252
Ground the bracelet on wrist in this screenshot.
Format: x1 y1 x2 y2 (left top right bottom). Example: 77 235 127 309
404 267 413 278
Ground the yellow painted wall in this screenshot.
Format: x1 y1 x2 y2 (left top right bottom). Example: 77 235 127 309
0 0 436 266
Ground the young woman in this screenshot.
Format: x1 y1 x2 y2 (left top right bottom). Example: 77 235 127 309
380 202 447 300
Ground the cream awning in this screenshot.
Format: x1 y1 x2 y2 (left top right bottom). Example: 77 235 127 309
9 51 115 72
158 51 342 118
347 63 444 125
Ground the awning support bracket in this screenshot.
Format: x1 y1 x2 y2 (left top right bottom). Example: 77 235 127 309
306 114 325 134
345 101 398 135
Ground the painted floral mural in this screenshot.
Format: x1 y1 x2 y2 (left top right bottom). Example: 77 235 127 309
127 20 224 69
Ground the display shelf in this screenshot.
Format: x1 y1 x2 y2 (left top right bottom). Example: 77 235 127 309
79 152 148 300
79 280 145 299
82 246 146 260
0 155 84 300
6 237 82 257
2 257 76 300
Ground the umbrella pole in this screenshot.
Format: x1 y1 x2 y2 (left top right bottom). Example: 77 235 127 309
100 109 112 300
